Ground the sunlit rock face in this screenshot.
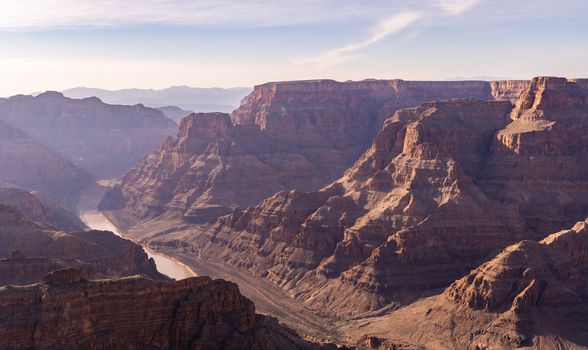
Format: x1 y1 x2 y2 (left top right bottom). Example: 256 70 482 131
104 79 529 224
111 77 588 318
373 219 588 350
0 91 178 178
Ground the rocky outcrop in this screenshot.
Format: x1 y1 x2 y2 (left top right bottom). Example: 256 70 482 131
0 205 163 280
104 79 528 224
0 119 93 207
0 272 335 350
129 77 588 318
0 92 177 178
480 76 588 235
359 219 588 349
0 187 85 231
173 99 535 314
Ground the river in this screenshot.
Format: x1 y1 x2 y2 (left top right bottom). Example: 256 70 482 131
77 182 195 280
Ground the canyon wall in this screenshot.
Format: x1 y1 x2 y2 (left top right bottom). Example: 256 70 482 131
0 271 333 350
126 77 588 317
356 218 588 349
103 79 529 224
0 91 177 178
0 204 163 280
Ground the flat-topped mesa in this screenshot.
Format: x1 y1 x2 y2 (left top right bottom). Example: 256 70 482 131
490 80 532 102
0 273 331 350
510 76 588 121
105 79 532 228
180 98 535 314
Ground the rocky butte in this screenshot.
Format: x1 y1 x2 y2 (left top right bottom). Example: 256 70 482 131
100 77 588 324
101 79 530 225
0 91 178 178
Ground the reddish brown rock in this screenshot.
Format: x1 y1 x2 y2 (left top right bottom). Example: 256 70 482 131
0 91 177 178
0 205 163 280
480 77 588 234
103 79 528 225
0 273 334 350
171 99 535 315
355 219 588 349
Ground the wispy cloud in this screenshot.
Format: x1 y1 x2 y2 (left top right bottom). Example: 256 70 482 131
292 11 423 67
436 0 480 15
0 1 394 29
292 0 481 67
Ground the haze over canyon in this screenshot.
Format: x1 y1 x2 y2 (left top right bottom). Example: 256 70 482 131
1 0 587 349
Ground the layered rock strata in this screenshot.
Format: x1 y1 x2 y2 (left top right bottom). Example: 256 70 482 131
0 271 337 350
0 205 163 280
103 79 529 224
355 218 588 349
121 77 588 318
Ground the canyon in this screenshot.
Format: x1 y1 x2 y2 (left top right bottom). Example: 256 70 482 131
0 91 177 179
3 76 588 349
101 79 530 224
98 77 588 347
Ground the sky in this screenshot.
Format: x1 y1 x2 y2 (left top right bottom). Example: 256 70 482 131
0 0 587 96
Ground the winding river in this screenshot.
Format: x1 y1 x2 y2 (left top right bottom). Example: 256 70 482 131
77 183 195 280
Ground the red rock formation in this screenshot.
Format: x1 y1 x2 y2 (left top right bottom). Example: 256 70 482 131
0 205 163 280
0 272 334 349
480 76 588 234
360 219 588 349
104 79 527 224
174 99 535 314
0 91 177 178
0 119 92 207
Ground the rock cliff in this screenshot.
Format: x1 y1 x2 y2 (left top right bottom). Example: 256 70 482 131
127 77 588 318
353 218 588 349
0 92 177 178
103 79 528 224
0 272 337 350
0 205 163 280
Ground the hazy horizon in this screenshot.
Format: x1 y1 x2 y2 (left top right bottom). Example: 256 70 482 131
1 0 587 96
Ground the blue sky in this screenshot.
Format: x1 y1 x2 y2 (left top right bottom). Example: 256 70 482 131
0 0 587 96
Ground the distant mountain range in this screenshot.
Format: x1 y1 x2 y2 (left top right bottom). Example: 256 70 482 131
61 86 252 116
